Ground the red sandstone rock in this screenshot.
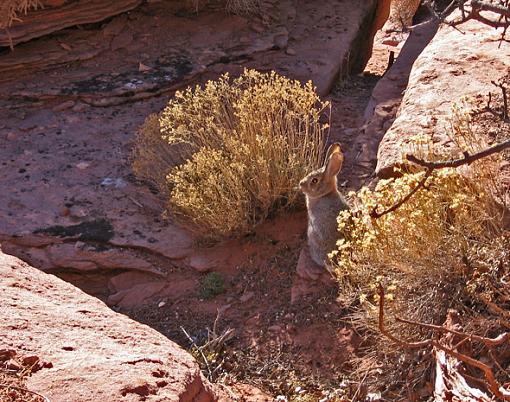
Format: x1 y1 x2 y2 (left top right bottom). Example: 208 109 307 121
351 19 440 183
376 17 510 177
0 251 219 402
108 282 166 308
0 0 144 47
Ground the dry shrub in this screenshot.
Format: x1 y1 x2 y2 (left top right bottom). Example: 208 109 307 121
225 0 260 15
387 0 421 29
131 113 181 196
332 99 509 398
133 69 329 240
183 0 259 15
0 0 42 29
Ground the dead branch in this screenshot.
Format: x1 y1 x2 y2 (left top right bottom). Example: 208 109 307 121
406 138 510 169
433 341 510 400
481 80 510 122
370 135 509 220
433 345 493 401
449 0 510 30
395 316 510 348
180 326 213 380
0 384 51 402
491 80 509 121
371 79 509 219
377 286 510 400
376 284 431 349
205 308 235 353
370 168 433 218
471 0 510 18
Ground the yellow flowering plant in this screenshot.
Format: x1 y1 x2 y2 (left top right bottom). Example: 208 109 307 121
133 69 329 239
332 98 506 319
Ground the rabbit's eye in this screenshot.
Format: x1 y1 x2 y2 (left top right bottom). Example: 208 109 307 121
311 178 318 185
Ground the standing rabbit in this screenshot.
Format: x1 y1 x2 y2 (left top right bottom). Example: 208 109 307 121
299 143 349 268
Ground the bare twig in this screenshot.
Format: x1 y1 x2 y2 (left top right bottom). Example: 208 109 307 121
395 315 510 347
180 326 213 380
433 342 510 400
377 284 431 349
483 80 510 121
492 80 509 121
371 127 509 220
351 370 369 402
488 349 510 377
373 79 509 219
0 384 51 402
127 196 144 209
204 308 235 353
370 168 433 218
449 0 510 31
406 138 510 169
471 0 510 18
377 286 510 400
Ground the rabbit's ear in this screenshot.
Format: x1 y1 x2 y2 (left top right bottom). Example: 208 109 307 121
323 143 342 166
324 144 344 178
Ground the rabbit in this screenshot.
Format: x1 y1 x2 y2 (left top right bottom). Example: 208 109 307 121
299 143 349 268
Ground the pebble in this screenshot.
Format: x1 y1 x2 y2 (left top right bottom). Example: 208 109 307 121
74 241 86 250
72 102 90 113
239 291 255 303
285 48 296 55
52 100 75 112
76 162 90 170
59 207 70 217
273 34 288 49
22 355 40 366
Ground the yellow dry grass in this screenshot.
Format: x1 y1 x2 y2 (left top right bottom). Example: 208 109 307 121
133 69 329 240
388 0 421 28
225 0 260 15
0 0 42 29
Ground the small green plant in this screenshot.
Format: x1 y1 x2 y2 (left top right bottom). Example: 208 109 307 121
199 272 225 299
133 69 329 240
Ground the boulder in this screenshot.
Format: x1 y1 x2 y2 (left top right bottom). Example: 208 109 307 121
0 0 144 47
0 251 219 402
351 19 439 182
376 17 510 177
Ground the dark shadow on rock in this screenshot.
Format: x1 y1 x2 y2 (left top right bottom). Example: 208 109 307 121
347 19 440 186
34 218 114 243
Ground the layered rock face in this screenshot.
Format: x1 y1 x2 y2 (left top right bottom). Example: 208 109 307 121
0 0 145 46
0 251 219 402
375 17 510 177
